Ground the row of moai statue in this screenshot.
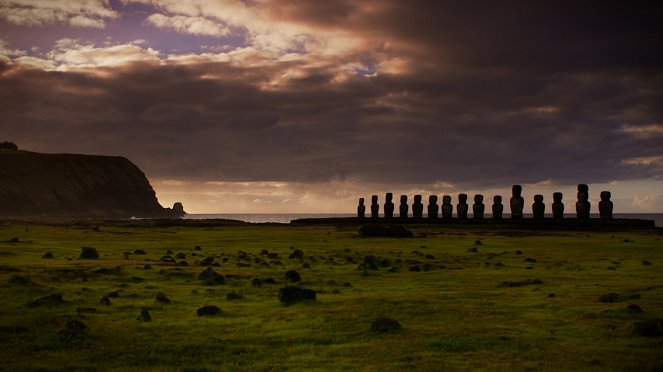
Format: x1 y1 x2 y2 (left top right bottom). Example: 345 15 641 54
357 184 614 220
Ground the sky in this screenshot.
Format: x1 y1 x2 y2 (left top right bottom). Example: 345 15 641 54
1 0 662 214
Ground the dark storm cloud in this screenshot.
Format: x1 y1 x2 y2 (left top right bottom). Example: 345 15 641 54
1 1 662 189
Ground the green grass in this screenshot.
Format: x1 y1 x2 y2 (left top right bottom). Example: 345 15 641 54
0 222 662 371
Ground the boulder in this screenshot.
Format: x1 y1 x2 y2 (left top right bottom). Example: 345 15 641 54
631 320 662 337
59 319 87 337
278 286 317 305
289 249 304 259
29 293 64 307
371 317 401 333
197 305 221 316
80 247 99 259
285 270 301 282
155 292 171 304
137 310 152 322
198 267 224 285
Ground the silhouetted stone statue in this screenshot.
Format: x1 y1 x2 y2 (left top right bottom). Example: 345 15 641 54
532 195 545 219
492 195 503 219
412 195 424 218
399 195 408 218
599 191 613 219
472 194 485 219
457 194 468 219
357 198 365 218
371 195 379 218
441 195 453 219
576 184 590 219
427 195 439 219
552 192 564 219
510 185 524 219
384 193 394 219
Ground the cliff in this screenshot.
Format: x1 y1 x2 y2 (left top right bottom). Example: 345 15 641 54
0 150 184 218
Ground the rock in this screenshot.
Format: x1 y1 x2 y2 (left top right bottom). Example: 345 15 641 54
137 310 151 321
362 255 379 270
133 249 146 255
631 320 662 337
175 252 186 259
289 249 304 259
59 319 87 337
227 292 244 300
100 297 111 306
524 258 537 263
598 293 621 303
467 247 479 253
626 304 644 313
285 270 301 282
8 275 33 285
107 291 119 298
28 293 64 307
197 305 221 316
642 260 652 266
371 317 401 333
251 278 262 287
80 247 99 259
358 225 413 238
155 292 171 304
42 252 54 259
499 279 543 287
198 267 224 285
278 286 317 305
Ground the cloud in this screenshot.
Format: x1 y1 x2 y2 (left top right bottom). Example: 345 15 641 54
0 0 118 28
1 2 663 213
145 13 230 37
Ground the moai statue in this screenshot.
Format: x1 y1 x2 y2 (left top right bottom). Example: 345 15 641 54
399 195 409 218
552 192 564 219
384 193 394 219
357 198 366 218
510 185 524 219
441 195 453 219
599 191 613 219
427 195 439 219
532 195 545 219
412 195 424 218
576 184 590 219
492 195 503 219
457 194 468 219
473 194 485 219
370 195 379 218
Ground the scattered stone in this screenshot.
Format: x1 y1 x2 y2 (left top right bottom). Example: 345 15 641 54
194 246 201 251
358 225 413 238
289 249 304 259
251 278 262 287
474 240 482 245
629 293 642 300
547 293 556 298
155 292 171 304
278 286 317 305
198 267 225 285
100 297 111 306
197 305 221 316
42 252 54 259
467 247 478 253
343 282 352 287
524 258 537 263
598 293 621 303
59 319 87 337
199 256 215 266
631 320 663 337
499 279 543 287
642 260 652 266
107 291 119 298
144 264 152 270
371 317 401 333
76 307 96 313
362 255 379 270
303 263 311 269
226 292 244 300
137 310 152 321
285 270 301 282
94 267 122 275
409 266 421 272
626 304 644 313
160 255 175 263
175 252 186 259
8 275 33 285
133 249 146 255
28 293 64 307
515 250 523 255
80 247 99 259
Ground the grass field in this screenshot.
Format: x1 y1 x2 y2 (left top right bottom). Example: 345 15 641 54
1 221 662 371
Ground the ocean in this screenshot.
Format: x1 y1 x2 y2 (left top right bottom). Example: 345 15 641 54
184 213 663 227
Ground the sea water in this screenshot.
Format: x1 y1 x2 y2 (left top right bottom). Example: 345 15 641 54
184 213 663 227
